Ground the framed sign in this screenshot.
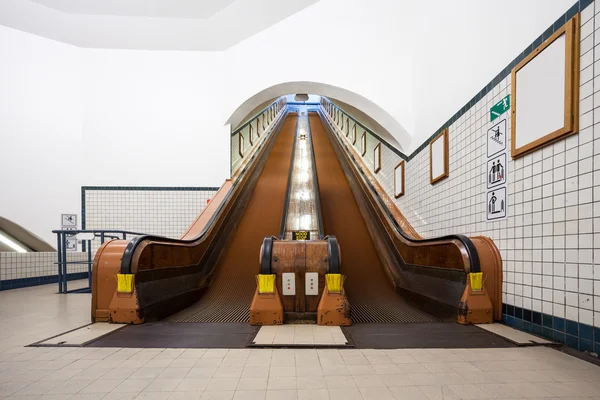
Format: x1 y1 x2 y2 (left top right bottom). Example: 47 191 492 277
346 118 350 136
238 133 245 158
249 124 254 145
361 132 367 156
511 14 580 159
341 114 344 130
374 143 382 173
352 124 357 145
256 118 260 137
292 231 310 240
394 161 405 198
262 113 265 130
430 128 449 184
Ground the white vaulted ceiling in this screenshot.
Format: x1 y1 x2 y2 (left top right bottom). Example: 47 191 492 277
0 0 319 50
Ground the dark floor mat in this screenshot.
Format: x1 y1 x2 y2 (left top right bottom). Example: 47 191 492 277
87 323 257 348
344 323 514 349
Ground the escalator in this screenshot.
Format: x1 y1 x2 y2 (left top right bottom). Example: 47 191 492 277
92 104 501 331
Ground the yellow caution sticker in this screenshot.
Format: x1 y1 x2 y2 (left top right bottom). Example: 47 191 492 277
257 274 276 294
326 274 342 293
470 272 483 291
117 274 133 293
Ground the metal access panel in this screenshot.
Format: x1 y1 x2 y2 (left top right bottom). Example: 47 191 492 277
305 272 319 295
282 272 296 296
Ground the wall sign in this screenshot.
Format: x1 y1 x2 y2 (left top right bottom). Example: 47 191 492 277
490 95 510 122
485 118 508 221
61 214 78 251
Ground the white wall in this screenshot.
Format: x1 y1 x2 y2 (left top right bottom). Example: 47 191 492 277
411 0 574 151
223 0 415 149
80 49 229 187
0 25 82 248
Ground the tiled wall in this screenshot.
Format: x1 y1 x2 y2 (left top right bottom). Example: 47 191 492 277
83 187 218 242
0 252 88 291
321 0 600 353
231 97 287 177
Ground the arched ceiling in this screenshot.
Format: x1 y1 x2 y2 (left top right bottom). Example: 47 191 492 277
0 0 319 50
226 81 409 151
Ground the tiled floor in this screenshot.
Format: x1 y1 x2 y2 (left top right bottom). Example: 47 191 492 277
252 326 348 346
1 283 600 399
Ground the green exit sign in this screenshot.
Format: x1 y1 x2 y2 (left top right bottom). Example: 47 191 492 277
490 95 510 122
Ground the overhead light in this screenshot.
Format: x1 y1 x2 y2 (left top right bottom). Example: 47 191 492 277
294 94 309 102
0 231 28 252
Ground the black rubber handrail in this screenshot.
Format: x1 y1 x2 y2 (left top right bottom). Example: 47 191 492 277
119 109 289 275
317 110 481 274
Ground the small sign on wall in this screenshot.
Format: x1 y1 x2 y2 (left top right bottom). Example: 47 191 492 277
61 213 78 252
490 95 510 122
484 116 509 221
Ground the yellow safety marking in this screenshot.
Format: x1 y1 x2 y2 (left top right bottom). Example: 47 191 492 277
257 274 276 294
470 272 483 291
117 274 133 293
326 274 342 293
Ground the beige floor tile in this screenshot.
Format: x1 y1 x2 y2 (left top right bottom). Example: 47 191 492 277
80 379 124 394
324 375 355 389
131 368 166 379
144 378 183 392
240 367 268 379
69 393 108 400
13 380 62 395
352 374 385 387
135 392 172 400
159 368 193 379
347 364 376 375
175 378 210 392
236 378 267 391
295 366 323 377
327 387 362 400
380 373 414 387
297 388 329 400
47 379 95 394
168 391 204 400
418 384 462 400
320 366 350 376
186 367 217 379
232 390 266 400
112 378 153 393
296 376 326 390
200 390 234 399
389 386 428 400
265 389 295 400
179 350 207 359
194 359 222 368
408 373 439 386
266 377 296 390
268 366 294 378
359 386 395 400
206 378 239 391
202 350 228 359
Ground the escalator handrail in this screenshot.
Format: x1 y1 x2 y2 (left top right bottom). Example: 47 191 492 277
318 110 481 274
119 109 289 275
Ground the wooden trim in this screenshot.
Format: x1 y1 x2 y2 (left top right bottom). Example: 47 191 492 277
511 14 580 159
429 128 449 185
374 143 382 174
394 160 405 198
249 124 254 146
262 114 265 131
346 118 350 137
361 132 367 156
238 132 245 158
256 119 260 137
352 124 357 145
